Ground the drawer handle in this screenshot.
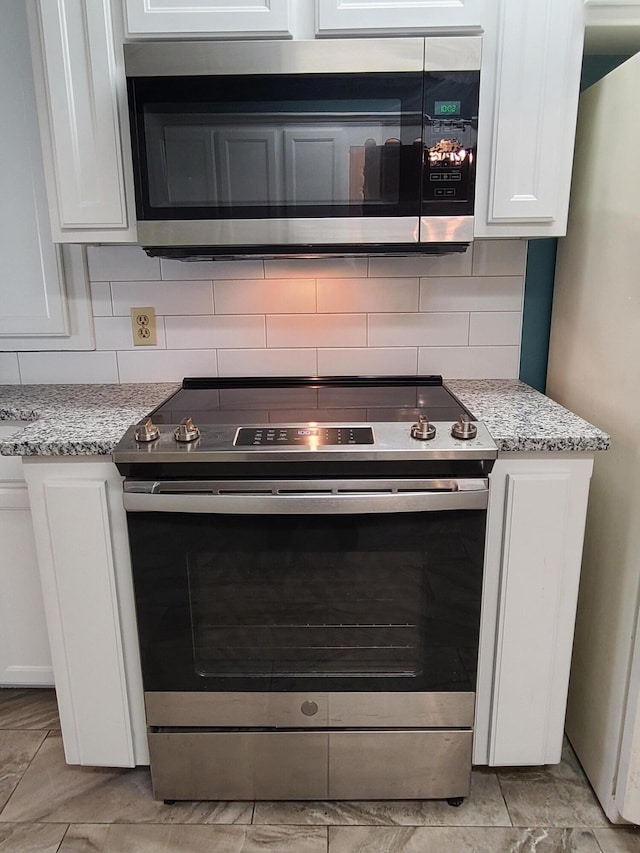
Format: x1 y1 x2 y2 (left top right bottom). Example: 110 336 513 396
301 701 319 717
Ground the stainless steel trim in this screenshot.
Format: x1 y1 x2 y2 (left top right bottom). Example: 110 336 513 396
420 215 474 243
123 477 489 514
147 729 472 801
145 690 475 729
113 422 497 463
424 36 482 71
137 217 420 248
125 38 427 77
148 731 329 801
328 730 472 800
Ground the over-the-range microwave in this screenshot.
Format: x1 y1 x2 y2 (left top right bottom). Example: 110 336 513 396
124 37 481 260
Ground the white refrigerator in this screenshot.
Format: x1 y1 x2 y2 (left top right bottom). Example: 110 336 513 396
546 50 640 824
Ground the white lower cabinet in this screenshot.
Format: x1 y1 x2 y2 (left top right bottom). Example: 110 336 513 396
23 452 594 770
23 458 147 767
0 429 53 687
474 453 594 765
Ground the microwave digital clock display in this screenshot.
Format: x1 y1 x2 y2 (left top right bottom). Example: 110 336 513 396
434 100 461 117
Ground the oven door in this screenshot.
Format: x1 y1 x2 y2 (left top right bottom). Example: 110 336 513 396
124 477 487 730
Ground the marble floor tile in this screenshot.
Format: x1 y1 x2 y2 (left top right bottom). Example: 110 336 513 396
59 823 328 853
0 689 59 730
253 767 510 827
594 827 640 852
0 733 252 826
327 825 603 852
0 823 68 852
497 742 610 828
0 729 47 811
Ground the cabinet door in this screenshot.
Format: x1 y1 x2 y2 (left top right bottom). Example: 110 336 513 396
473 455 594 766
124 0 292 38
0 0 66 338
474 0 585 237
217 128 283 206
24 461 145 767
0 432 53 688
316 0 483 34
283 128 350 205
27 0 136 241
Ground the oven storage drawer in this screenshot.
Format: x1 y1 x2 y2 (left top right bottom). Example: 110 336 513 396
147 729 473 801
145 691 475 729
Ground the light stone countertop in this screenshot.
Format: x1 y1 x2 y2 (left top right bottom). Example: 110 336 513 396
0 379 609 456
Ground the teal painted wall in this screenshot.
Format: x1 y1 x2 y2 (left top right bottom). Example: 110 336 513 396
518 55 631 391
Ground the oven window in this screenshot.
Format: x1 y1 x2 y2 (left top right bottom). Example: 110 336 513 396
128 510 486 693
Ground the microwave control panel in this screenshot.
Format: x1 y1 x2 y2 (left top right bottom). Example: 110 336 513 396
422 71 479 213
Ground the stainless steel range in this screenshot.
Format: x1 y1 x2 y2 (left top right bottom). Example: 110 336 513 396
113 375 497 804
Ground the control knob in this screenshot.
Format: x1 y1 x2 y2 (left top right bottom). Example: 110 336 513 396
134 418 160 443
410 415 436 441
451 415 477 441
174 417 200 443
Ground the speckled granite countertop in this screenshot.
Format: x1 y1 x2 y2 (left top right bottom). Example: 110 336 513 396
0 384 179 456
0 379 609 456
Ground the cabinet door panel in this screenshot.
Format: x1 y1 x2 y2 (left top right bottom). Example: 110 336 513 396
31 0 129 230
283 128 349 205
125 0 292 37
0 0 66 337
484 0 583 228
217 128 283 206
317 0 483 34
0 485 53 687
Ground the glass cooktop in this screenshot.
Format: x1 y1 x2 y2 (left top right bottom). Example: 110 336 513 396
148 375 473 426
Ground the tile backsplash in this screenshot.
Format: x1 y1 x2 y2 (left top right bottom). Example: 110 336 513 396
2 239 527 384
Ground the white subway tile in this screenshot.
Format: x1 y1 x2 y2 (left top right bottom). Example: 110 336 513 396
472 239 528 276
160 258 264 281
368 313 469 347
418 346 520 379
89 282 113 317
264 257 367 279
420 276 524 312
317 278 418 313
86 246 161 282
318 348 418 376
165 315 265 349
214 279 316 314
368 248 473 278
117 349 218 383
0 353 20 384
94 316 167 351
469 312 522 346
267 314 367 348
218 348 317 376
111 280 214 316
17 352 119 384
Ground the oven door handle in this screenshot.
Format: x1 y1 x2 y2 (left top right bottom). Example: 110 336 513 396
122 479 489 514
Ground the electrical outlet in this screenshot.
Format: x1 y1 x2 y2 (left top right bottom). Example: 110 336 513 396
131 307 157 346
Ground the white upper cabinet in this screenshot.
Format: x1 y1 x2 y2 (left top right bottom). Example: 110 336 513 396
473 0 585 237
316 0 483 35
124 0 293 38
25 0 587 243
0 0 93 348
27 0 136 242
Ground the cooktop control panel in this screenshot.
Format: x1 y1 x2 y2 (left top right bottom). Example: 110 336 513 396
234 426 375 447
